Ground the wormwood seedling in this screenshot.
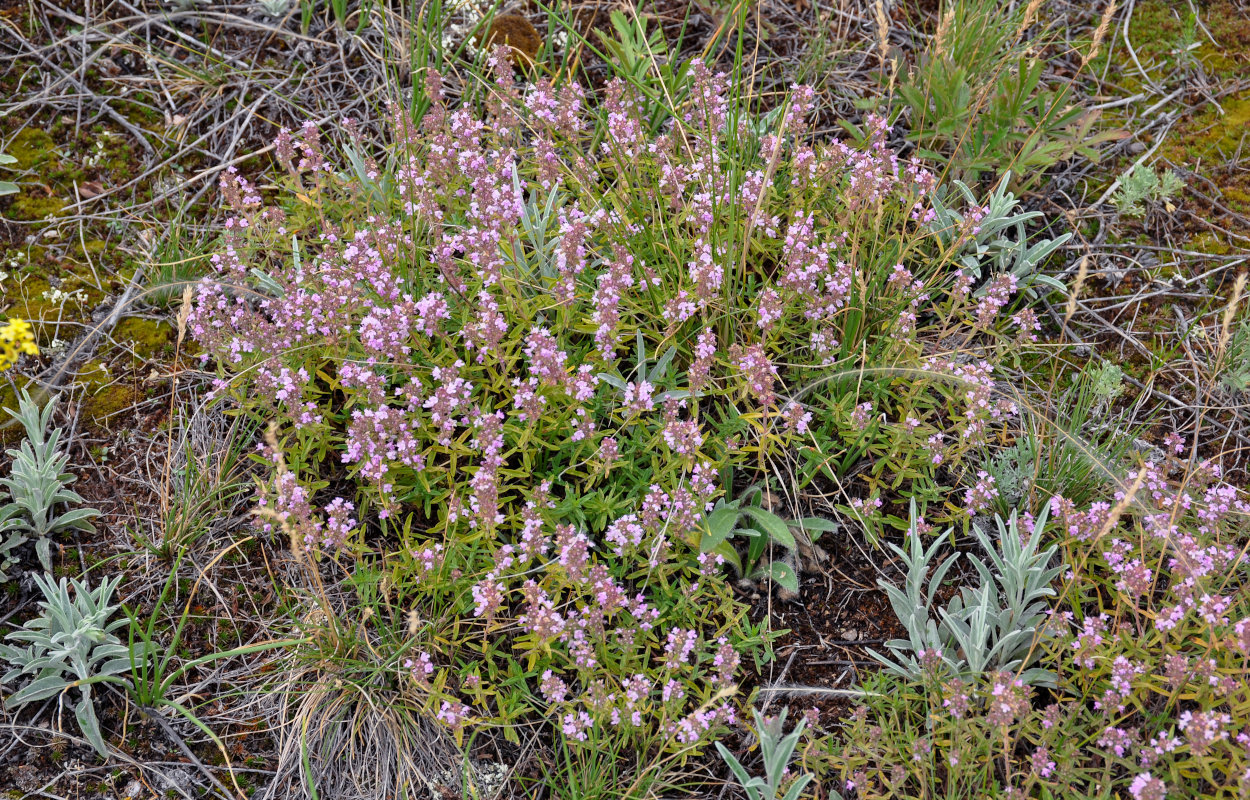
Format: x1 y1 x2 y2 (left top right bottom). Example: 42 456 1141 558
0 573 131 757
0 390 100 574
717 709 823 800
927 171 1070 295
867 501 1064 685
1113 163 1185 218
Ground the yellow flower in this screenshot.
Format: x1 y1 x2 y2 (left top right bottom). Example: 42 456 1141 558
0 318 38 372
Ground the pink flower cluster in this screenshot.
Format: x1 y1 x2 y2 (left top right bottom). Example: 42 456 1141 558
192 49 1039 756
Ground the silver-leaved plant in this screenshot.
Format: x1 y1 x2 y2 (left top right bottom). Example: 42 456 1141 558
928 171 1071 296
867 500 1065 686
1 390 100 574
0 573 134 756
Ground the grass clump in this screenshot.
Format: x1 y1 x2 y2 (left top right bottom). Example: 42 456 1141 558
893 0 1116 190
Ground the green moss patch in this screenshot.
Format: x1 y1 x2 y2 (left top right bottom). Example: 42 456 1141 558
1167 92 1250 163
2 275 104 338
1105 0 1250 82
7 126 58 169
112 316 175 361
1162 90 1250 216
76 360 138 428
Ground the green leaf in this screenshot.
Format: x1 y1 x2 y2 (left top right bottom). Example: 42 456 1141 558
715 743 754 792
648 346 677 383
53 508 100 531
759 561 798 593
596 373 626 390
700 507 740 550
35 537 53 573
75 698 110 757
741 507 796 550
744 526 768 567
6 674 71 707
793 516 838 540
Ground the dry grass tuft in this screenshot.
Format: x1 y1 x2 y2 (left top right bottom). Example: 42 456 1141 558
263 662 465 800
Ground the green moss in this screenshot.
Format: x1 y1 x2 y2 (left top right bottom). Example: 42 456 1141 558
7 193 65 221
1118 0 1247 80
91 128 142 175
1166 93 1250 164
1190 232 1233 256
1086 0 1248 106
1205 3 1250 72
4 277 57 327
74 239 108 259
3 274 104 337
116 97 163 127
81 385 138 426
1221 184 1250 216
1160 90 1250 227
7 127 58 168
77 360 138 427
113 316 175 361
2 129 68 220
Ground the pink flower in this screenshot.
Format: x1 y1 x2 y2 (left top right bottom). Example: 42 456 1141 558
623 380 656 414
730 343 778 408
688 329 717 392
782 401 812 435
851 402 873 427
756 287 783 331
321 498 356 549
437 700 470 730
404 652 435 680
963 470 998 514
1128 773 1166 800
561 710 592 741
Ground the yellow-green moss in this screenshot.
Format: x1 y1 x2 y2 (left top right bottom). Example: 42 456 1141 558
1107 0 1247 81
1156 90 1250 227
7 127 58 169
1166 93 1250 164
7 193 65 221
3 129 67 220
1086 0 1248 108
77 360 138 427
73 239 108 259
1224 185 1250 216
4 277 57 326
2 275 104 337
113 316 175 361
1190 231 1233 256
